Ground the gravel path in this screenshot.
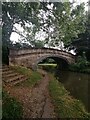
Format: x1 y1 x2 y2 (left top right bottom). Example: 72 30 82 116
5 69 56 118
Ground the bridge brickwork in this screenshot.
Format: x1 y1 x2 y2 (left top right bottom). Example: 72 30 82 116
9 48 75 70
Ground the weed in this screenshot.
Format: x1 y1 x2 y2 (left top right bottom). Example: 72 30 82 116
49 76 90 118
2 90 23 119
11 65 42 87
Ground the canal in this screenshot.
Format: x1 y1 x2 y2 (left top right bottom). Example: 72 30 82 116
55 70 90 112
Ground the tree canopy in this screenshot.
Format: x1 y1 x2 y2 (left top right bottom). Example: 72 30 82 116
67 10 90 61
2 2 40 46
2 1 88 64
39 2 86 47
2 2 87 48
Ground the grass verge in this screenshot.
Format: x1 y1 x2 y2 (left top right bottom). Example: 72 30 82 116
49 75 90 118
69 67 90 74
2 90 23 119
11 65 42 87
38 63 57 66
38 63 57 73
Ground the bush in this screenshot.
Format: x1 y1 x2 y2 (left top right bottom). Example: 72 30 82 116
69 55 90 73
2 91 23 119
77 56 89 69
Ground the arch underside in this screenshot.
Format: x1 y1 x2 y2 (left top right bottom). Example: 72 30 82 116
33 55 70 70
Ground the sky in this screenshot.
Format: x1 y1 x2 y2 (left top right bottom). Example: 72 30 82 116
10 0 89 45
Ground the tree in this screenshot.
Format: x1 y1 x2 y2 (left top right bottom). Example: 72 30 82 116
16 2 86 48
33 40 44 48
38 2 86 47
2 2 86 47
67 6 90 61
2 2 40 64
2 2 87 64
2 2 40 46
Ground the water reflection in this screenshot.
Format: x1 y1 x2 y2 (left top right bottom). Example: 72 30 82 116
55 70 90 112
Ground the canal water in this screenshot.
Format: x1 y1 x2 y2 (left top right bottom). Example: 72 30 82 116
55 71 90 112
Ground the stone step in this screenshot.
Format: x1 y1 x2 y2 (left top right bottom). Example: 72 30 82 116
3 72 19 78
2 70 14 75
2 65 27 86
9 77 27 86
2 65 9 69
2 67 10 72
4 75 25 83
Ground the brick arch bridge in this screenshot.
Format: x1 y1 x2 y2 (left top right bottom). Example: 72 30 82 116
9 48 76 70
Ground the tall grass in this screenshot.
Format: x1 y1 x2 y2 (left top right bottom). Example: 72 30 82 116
49 75 90 118
38 63 57 73
2 90 23 119
11 65 42 87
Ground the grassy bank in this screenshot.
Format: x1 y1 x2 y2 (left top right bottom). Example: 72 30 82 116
69 56 90 74
69 66 90 74
2 90 23 119
2 65 42 119
49 75 90 118
38 63 57 67
11 65 42 87
38 63 57 73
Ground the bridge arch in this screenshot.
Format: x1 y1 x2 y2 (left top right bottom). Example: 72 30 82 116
9 48 75 70
33 55 70 70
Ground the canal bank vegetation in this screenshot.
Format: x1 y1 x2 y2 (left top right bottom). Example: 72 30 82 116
38 56 90 74
38 63 57 73
69 55 90 74
11 65 42 87
2 90 23 119
49 75 90 118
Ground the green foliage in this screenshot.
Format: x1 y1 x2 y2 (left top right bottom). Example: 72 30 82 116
49 77 90 118
48 58 55 63
2 2 41 65
2 2 40 47
69 53 90 73
68 6 90 60
76 55 88 69
11 65 42 87
2 91 22 119
32 40 44 48
2 2 87 49
40 2 86 47
39 58 56 64
68 31 90 61
38 64 57 73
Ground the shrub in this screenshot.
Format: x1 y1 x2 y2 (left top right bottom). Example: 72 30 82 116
69 55 90 72
2 91 23 119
